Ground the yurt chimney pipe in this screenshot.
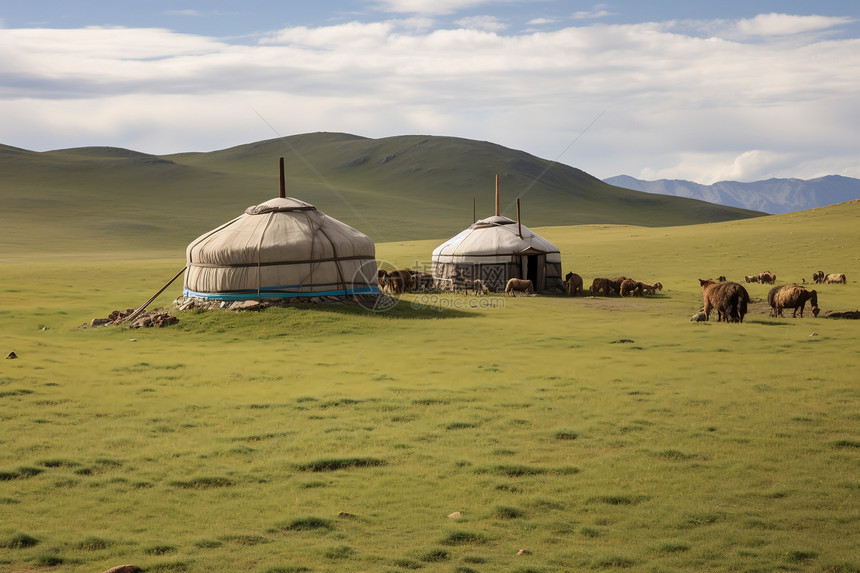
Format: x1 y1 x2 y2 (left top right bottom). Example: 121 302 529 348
495 174 500 216
517 198 523 239
279 157 286 199
473 198 476 223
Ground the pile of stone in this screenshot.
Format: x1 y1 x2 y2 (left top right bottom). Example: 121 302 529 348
88 308 179 328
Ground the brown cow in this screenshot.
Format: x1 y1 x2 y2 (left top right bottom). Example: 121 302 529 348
825 273 846 284
812 271 825 284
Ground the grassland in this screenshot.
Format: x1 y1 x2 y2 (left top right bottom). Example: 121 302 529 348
1 201 858 573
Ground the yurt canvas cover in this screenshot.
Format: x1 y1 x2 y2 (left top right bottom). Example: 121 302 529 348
184 197 378 300
432 215 564 294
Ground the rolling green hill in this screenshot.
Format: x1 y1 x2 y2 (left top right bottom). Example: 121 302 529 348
0 133 763 256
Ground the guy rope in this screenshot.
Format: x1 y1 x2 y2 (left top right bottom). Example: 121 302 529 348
118 267 187 324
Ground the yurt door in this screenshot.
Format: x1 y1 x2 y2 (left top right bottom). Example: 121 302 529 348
523 254 545 292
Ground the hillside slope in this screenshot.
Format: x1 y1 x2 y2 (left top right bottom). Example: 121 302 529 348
0 133 762 255
605 174 860 214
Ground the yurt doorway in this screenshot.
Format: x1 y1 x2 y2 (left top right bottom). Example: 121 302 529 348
523 254 544 292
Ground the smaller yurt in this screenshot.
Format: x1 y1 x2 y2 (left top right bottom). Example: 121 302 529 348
432 177 564 294
183 161 378 300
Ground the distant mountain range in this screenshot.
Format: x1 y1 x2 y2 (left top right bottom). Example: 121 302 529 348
0 133 762 253
603 174 860 215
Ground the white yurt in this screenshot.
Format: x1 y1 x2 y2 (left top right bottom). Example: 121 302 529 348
431 178 564 294
183 172 378 300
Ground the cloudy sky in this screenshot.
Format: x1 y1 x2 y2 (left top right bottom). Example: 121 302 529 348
1 1 858 183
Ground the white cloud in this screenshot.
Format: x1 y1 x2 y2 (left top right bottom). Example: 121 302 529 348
0 15 858 182
572 5 615 20
528 18 556 26
734 13 854 38
454 15 507 32
668 13 855 41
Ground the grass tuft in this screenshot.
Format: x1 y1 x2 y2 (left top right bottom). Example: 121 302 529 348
786 550 818 562
588 495 648 506
169 476 233 488
34 554 64 566
392 557 424 568
654 542 690 553
419 548 451 562
294 457 385 472
487 464 547 477
554 430 579 440
278 517 333 531
439 531 487 545
656 449 699 461
0 466 43 480
324 544 355 559
495 505 525 519
832 439 860 449
144 544 177 555
0 532 39 548
75 536 111 550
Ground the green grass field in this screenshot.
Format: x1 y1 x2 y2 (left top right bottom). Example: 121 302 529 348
1 202 858 572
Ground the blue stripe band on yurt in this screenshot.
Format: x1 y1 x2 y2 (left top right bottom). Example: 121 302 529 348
182 286 379 300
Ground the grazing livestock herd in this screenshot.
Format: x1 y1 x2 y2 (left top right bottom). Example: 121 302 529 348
585 275 663 297
744 271 777 284
813 271 846 284
695 269 846 322
376 266 847 323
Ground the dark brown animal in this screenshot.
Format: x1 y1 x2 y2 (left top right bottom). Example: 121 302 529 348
564 272 583 296
639 281 663 295
768 284 820 318
505 278 534 296
825 273 846 284
607 276 627 296
744 275 759 283
758 271 776 284
699 279 749 323
620 278 641 297
812 271 825 284
380 269 412 294
409 271 434 292
590 277 610 296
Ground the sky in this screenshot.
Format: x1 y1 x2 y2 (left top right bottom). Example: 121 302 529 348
1 1 859 184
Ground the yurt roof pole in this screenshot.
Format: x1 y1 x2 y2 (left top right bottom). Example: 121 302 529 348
279 157 286 199
517 198 523 239
473 197 476 223
495 174 500 216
